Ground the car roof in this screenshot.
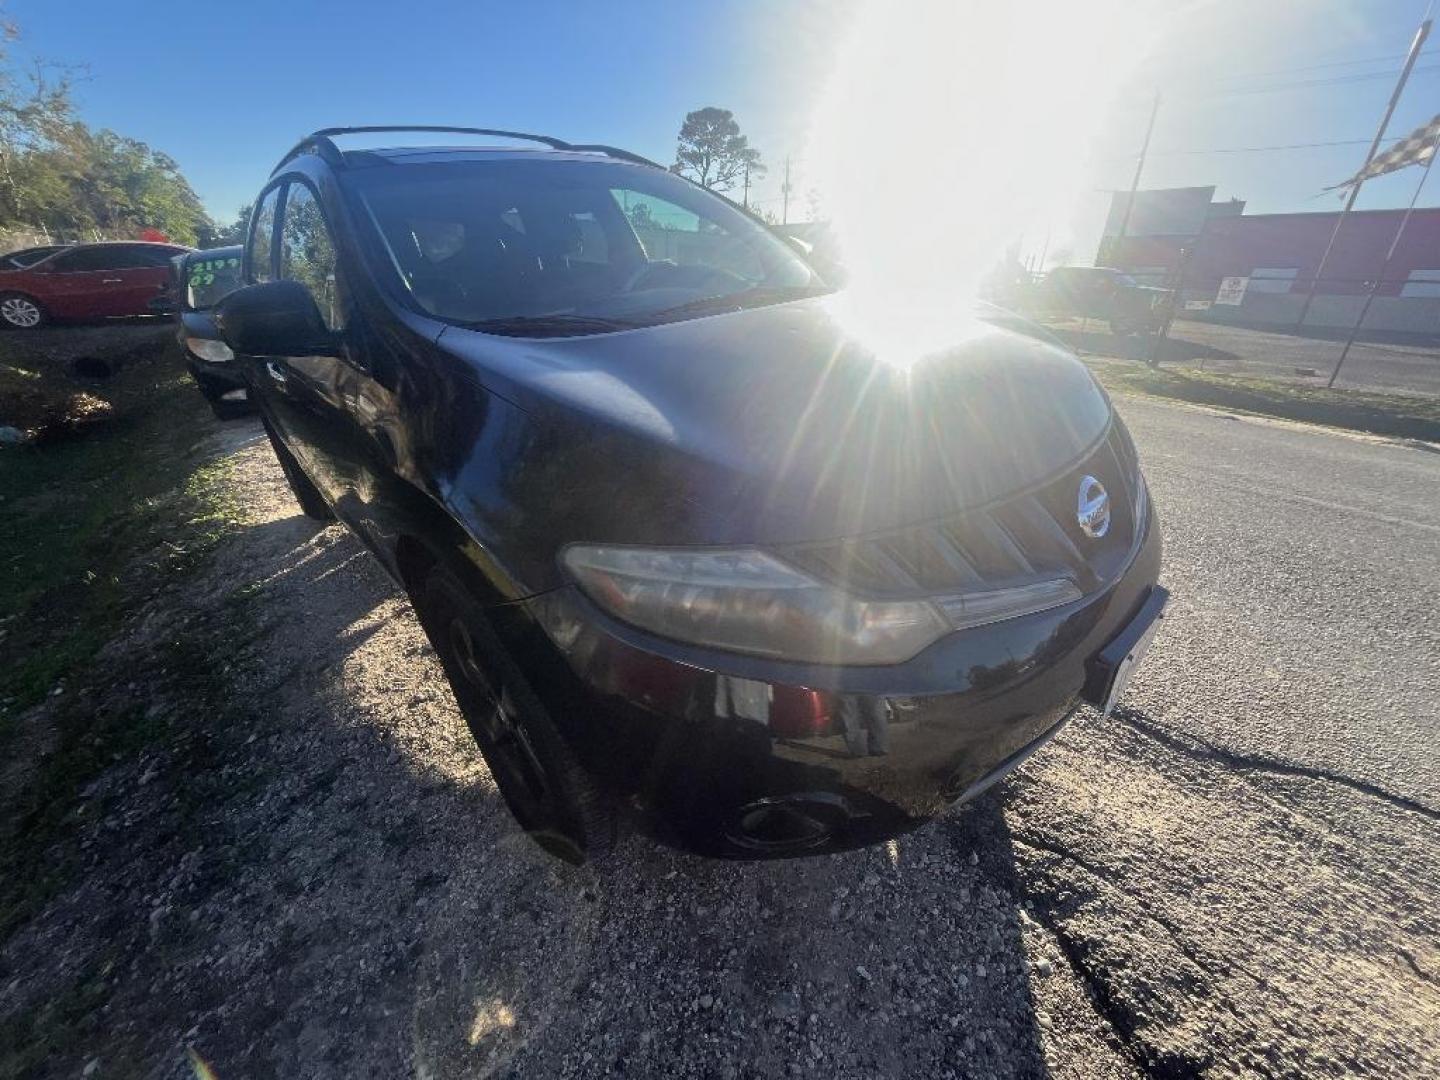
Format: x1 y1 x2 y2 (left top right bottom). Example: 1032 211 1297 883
273 128 661 176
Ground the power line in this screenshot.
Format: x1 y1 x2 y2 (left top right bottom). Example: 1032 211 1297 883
1187 61 1440 98
1214 48 1437 82
1146 137 1377 156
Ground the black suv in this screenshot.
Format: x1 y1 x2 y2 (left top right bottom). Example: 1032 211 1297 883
171 246 247 417
216 127 1165 862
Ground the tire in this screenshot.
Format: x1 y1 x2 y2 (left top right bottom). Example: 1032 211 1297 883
260 419 333 521
415 561 615 863
0 293 46 330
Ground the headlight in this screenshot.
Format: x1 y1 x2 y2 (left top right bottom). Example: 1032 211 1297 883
563 546 946 664
186 336 233 363
562 545 1080 665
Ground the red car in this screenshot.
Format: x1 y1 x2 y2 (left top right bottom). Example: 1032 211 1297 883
0 241 191 329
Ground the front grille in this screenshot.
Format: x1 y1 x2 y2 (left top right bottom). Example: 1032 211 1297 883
780 423 1143 601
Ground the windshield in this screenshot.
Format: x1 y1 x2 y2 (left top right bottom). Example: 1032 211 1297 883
345 158 822 334
184 251 244 310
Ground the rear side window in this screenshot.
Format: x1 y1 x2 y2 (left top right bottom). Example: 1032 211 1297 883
279 183 344 330
50 247 126 273
125 246 181 268
248 186 282 284
94 245 176 269
5 246 60 268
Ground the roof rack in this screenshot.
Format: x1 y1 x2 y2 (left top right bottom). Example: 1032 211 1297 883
564 144 664 169
272 126 661 173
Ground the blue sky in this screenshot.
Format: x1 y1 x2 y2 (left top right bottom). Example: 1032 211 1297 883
9 0 1440 257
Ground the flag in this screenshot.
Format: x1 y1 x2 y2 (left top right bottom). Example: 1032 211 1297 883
1327 114 1440 191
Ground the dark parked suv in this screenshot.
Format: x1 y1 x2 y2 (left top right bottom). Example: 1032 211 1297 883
1038 266 1171 336
216 127 1165 862
171 246 247 417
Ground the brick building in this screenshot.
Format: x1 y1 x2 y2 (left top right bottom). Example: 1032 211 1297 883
1101 187 1440 333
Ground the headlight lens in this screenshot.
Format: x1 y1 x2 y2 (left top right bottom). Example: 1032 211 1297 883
186 336 233 363
563 545 1084 665
562 546 949 664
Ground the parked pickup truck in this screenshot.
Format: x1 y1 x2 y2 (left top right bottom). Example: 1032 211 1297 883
1036 266 1172 336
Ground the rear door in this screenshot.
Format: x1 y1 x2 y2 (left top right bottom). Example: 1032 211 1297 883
34 247 132 317
113 244 185 314
42 245 178 317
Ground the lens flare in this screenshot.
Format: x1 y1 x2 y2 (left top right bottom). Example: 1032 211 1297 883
808 0 1161 366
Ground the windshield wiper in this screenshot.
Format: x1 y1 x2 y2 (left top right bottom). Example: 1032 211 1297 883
465 313 640 337
649 284 833 321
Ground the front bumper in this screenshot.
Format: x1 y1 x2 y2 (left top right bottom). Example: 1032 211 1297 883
524 504 1164 858
185 356 247 392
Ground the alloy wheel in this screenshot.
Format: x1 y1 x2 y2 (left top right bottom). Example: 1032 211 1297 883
1 297 41 328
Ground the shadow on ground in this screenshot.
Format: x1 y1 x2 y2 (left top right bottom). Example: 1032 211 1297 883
1 433 1067 1079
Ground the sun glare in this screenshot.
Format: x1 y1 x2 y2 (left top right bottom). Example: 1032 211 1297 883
808 0 1162 367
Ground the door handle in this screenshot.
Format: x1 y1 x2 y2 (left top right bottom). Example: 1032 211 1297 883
101 277 123 283
265 361 288 384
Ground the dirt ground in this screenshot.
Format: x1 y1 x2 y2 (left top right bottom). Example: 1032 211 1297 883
2 396 1437 1078
0 322 174 441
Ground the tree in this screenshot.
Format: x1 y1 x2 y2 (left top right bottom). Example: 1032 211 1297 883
56 126 210 244
205 203 251 247
671 107 764 193
0 18 80 228
0 16 217 245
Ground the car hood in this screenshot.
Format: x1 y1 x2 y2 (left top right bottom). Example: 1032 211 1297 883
436 297 1112 546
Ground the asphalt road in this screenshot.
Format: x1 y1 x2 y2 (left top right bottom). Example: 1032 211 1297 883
1117 393 1440 807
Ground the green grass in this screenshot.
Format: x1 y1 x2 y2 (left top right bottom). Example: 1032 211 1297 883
1088 360 1440 443
0 363 248 939
0 371 236 728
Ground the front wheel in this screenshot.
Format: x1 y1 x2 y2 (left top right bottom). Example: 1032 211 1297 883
416 562 615 863
0 293 46 330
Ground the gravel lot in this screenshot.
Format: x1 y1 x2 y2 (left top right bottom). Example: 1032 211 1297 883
2 393 1436 1078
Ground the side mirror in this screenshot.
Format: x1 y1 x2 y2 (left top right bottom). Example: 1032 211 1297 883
784 234 814 258
213 280 337 357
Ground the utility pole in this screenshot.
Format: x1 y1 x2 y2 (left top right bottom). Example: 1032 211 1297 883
781 156 791 225
742 161 750 209
1035 227 1052 280
1295 15 1432 330
1104 91 1160 263
1327 122 1440 387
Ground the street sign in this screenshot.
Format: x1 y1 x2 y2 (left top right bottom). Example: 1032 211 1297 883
1215 277 1249 306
